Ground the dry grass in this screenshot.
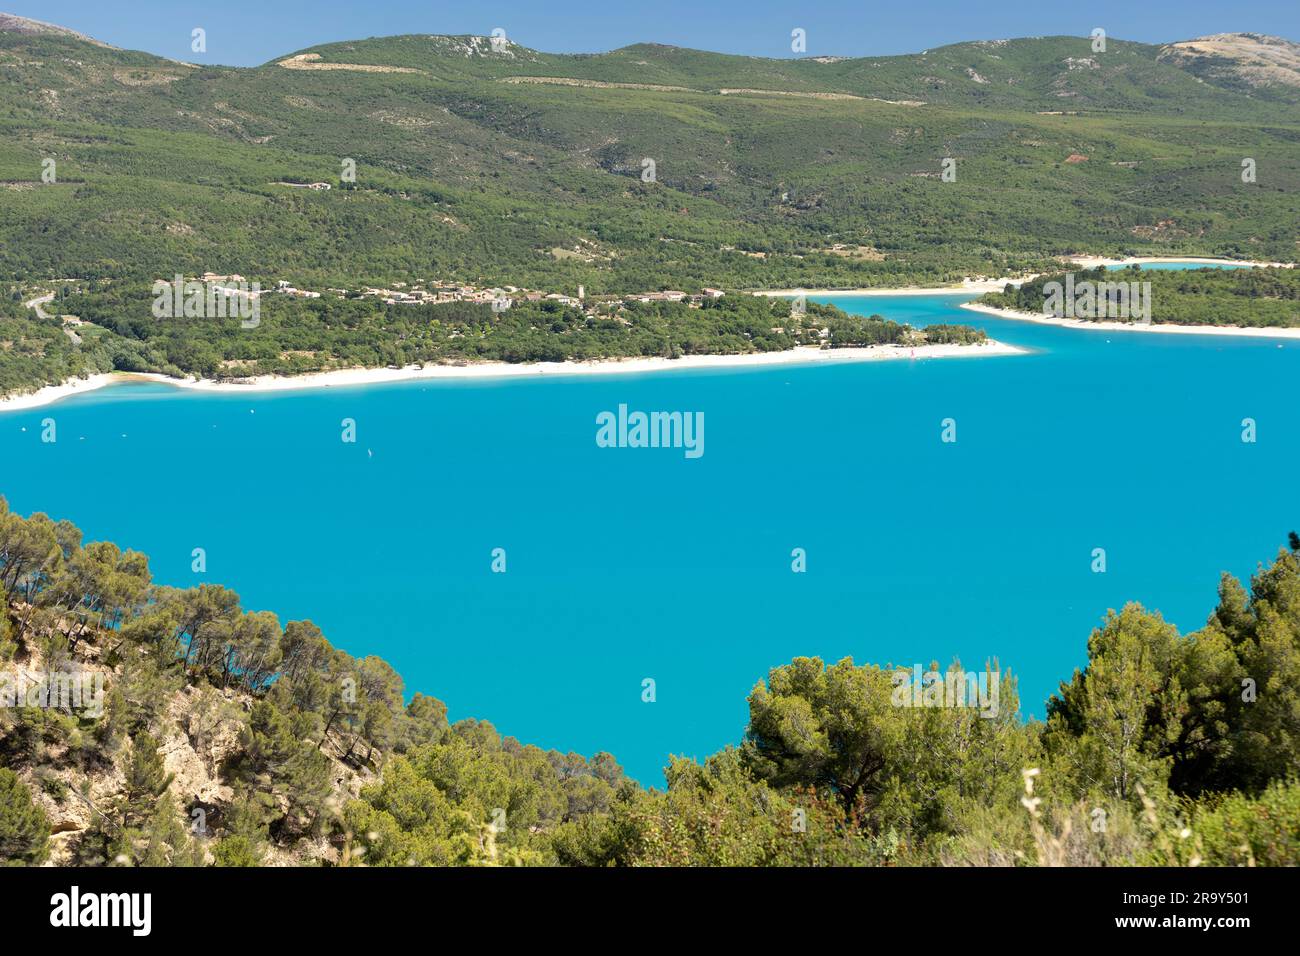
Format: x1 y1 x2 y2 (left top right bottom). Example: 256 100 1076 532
277 53 424 75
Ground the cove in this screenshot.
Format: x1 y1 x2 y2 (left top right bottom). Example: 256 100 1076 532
4 291 1297 785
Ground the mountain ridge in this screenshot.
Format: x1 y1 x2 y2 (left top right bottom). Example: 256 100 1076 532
3 11 1296 98
0 11 113 47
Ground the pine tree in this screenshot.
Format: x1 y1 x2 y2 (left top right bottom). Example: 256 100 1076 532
0 769 50 865
212 791 269 867
136 793 204 867
121 731 173 830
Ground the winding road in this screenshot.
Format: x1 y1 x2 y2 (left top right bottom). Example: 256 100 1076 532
23 291 82 344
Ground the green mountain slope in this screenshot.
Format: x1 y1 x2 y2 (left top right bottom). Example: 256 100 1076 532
0 18 1297 394
1 21 1297 292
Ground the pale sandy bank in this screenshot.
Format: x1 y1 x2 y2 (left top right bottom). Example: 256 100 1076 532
0 341 1025 413
752 275 1035 297
1065 256 1295 270
960 302 1300 340
0 374 123 412
751 257 1294 299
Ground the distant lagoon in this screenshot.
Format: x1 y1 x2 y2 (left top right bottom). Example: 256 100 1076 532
5 277 1295 784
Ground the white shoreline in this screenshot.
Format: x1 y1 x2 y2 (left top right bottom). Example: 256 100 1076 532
0 341 1025 412
1066 255 1295 270
751 256 1293 298
752 276 1031 297
0 374 124 412
5 255 1287 412
960 302 1300 340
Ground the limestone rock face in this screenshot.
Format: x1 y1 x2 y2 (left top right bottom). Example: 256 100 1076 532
1159 34 1300 90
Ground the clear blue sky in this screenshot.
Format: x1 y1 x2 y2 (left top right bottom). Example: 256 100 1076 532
8 0 1299 66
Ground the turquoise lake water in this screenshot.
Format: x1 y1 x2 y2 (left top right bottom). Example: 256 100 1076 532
1103 262 1252 271
4 286 1297 784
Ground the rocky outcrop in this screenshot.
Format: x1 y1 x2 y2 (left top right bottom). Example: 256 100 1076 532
1160 33 1300 91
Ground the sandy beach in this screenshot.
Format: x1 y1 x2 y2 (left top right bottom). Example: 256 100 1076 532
751 256 1292 299
960 302 1300 339
5 254 1286 413
0 374 125 412
0 341 1025 413
752 275 1034 297
1065 255 1295 270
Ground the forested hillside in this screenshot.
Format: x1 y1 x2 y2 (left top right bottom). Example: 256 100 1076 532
978 265 1300 327
1 23 1297 292
2 499 1298 867
0 18 1298 396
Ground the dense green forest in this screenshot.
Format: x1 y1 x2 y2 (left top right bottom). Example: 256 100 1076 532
2 499 1297 866
0 280 981 391
1 25 1297 293
0 290 90 395
978 265 1300 327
